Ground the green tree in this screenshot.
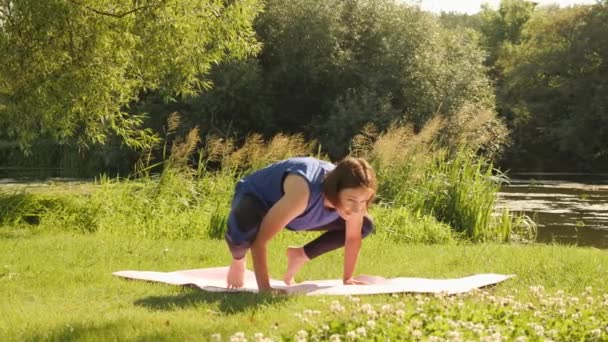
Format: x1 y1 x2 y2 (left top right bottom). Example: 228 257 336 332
140 0 500 160
0 0 261 151
498 3 608 169
479 0 536 67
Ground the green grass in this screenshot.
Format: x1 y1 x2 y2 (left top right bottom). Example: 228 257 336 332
1 231 607 341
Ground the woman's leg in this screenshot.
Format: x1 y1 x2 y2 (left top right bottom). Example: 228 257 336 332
283 216 374 284
303 216 374 259
225 194 268 288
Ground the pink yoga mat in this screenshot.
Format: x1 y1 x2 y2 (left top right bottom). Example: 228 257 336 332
113 267 514 295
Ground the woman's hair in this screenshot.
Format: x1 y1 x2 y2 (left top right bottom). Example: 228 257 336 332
323 156 377 207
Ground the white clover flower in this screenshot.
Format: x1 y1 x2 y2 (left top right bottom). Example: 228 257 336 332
447 330 461 339
547 329 559 338
584 286 593 294
295 330 308 338
230 331 246 342
348 296 360 303
533 324 544 337
329 334 341 342
428 336 442 342
346 331 357 340
355 326 367 337
395 309 405 318
381 304 393 313
366 309 378 319
330 300 345 313
366 320 376 329
211 333 222 342
322 324 329 331
529 285 545 296
396 301 405 308
569 296 580 304
410 319 422 329
294 313 303 319
481 333 502 342
572 312 582 319
447 319 459 329
412 330 423 339
586 296 594 304
514 336 527 342
488 324 500 334
361 303 372 311
254 333 273 342
591 329 601 339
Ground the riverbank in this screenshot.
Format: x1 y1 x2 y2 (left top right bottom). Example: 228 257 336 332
1 232 607 341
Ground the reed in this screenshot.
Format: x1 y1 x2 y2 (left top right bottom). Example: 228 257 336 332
0 108 534 243
352 105 536 242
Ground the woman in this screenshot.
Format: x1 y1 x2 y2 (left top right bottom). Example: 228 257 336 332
225 156 377 292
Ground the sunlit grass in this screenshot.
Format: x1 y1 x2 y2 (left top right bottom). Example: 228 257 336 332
0 233 606 341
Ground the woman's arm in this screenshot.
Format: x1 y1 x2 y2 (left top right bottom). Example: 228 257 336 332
250 174 309 292
343 214 364 284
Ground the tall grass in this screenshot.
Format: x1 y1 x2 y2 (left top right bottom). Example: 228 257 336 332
79 120 322 240
352 104 536 242
0 108 535 244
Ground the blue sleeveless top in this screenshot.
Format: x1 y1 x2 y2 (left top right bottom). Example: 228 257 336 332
235 157 340 230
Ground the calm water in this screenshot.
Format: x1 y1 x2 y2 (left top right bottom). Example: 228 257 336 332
496 173 608 249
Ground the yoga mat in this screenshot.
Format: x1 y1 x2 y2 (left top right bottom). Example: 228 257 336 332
113 267 514 296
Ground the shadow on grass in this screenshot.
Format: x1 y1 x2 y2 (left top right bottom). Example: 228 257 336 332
26 321 179 342
134 286 289 314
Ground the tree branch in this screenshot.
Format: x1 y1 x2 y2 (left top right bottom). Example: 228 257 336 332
67 0 163 18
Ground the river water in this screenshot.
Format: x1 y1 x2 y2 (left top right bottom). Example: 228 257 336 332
496 173 608 249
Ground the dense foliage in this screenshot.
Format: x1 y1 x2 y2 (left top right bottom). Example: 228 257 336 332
1 0 501 170
442 0 608 171
0 0 261 151
1 0 606 171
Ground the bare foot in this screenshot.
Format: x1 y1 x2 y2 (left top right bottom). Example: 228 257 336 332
283 246 310 285
227 258 246 289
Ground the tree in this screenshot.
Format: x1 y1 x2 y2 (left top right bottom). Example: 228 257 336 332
0 0 262 151
498 3 608 169
479 0 536 67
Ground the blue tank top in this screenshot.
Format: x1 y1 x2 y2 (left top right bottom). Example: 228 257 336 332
235 157 340 230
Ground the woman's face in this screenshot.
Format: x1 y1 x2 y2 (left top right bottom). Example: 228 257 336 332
335 187 374 220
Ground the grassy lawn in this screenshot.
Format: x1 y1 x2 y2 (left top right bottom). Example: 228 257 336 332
1 230 607 341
